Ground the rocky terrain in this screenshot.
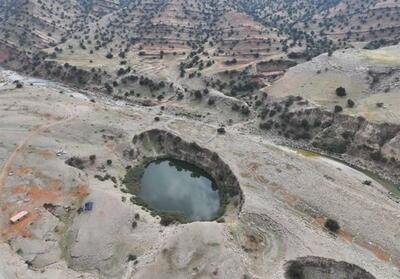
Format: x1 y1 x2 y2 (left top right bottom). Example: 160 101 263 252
0 63 400 278
1 1 400 279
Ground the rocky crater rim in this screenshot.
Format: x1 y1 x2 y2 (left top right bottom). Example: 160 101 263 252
126 129 243 223
284 256 376 279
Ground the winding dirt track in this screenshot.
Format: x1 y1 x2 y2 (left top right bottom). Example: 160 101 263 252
0 108 75 190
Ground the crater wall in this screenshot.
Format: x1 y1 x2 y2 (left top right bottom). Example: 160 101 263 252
284 256 376 279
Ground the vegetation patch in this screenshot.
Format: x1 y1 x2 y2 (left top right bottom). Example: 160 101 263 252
324 218 340 233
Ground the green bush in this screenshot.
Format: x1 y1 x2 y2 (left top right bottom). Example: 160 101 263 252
217 127 226 134
334 105 343 113
89 154 96 163
127 254 137 262
325 218 340 232
336 87 347 97
158 211 189 226
325 142 347 154
65 157 85 170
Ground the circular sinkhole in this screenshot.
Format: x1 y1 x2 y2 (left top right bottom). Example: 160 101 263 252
123 157 230 224
284 257 376 279
124 129 243 225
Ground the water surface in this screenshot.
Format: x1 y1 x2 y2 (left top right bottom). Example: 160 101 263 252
139 159 221 221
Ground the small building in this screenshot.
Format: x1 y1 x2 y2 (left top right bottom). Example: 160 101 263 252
10 211 29 224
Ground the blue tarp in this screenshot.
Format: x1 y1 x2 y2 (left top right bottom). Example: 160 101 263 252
84 202 93 211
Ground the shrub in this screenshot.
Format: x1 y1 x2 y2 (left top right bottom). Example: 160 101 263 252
370 151 382 161
194 90 202 99
334 105 343 113
259 121 273 130
313 119 321 127
104 82 113 94
231 103 240 111
158 212 188 226
326 142 347 154
347 99 355 108
255 100 262 107
217 127 226 134
300 119 309 129
132 221 137 229
106 159 112 165
269 109 276 117
127 254 137 262
65 157 85 169
336 87 346 97
324 218 340 232
89 155 96 163
207 98 215 105
241 106 250 115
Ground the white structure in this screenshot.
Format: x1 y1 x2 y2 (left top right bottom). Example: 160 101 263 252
9 211 29 224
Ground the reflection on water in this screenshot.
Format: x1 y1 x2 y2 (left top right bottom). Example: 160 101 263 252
139 159 221 221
